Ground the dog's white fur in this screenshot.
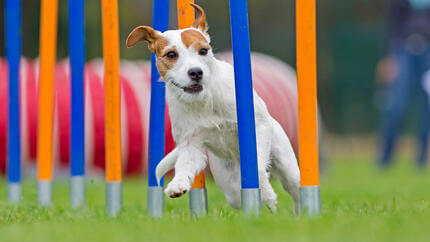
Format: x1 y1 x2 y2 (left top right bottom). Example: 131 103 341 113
127 5 300 214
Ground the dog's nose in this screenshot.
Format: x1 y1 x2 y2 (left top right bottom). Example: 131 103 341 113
188 67 203 82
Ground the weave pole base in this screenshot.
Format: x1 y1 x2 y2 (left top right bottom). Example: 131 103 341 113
106 182 122 217
70 176 85 208
8 182 21 204
38 181 52 207
241 188 261 215
147 186 164 218
300 186 321 216
189 188 208 217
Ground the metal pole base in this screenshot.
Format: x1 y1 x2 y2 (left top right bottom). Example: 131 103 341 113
38 181 52 207
8 182 21 204
241 188 261 215
147 186 164 218
70 176 85 208
189 188 208 217
300 186 321 216
106 182 122 217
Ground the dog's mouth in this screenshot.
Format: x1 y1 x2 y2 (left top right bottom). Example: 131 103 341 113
183 84 203 93
171 81 203 94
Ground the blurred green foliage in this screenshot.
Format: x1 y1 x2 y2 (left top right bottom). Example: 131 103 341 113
0 0 388 134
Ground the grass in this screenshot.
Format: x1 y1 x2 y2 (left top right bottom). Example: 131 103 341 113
1 154 430 242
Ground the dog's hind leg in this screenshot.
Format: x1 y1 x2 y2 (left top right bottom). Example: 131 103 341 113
269 118 300 215
256 123 278 212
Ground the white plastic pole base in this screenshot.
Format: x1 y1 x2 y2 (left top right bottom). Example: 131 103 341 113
106 182 122 217
189 188 208 217
38 181 52 207
241 188 261 215
70 176 85 208
8 182 21 204
147 186 164 218
300 186 321 216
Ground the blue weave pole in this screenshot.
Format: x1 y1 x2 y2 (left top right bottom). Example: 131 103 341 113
229 0 261 213
6 0 22 203
69 0 86 207
147 0 170 217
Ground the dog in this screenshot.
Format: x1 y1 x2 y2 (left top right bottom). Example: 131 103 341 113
126 4 300 214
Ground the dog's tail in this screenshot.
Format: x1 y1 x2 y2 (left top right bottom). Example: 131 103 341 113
155 148 179 185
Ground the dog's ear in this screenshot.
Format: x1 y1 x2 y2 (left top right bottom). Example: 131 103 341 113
190 3 208 33
126 26 161 50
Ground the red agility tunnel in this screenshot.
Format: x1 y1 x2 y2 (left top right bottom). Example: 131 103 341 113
0 52 298 176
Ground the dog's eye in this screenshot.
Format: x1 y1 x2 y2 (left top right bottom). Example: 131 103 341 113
199 48 208 56
165 51 178 59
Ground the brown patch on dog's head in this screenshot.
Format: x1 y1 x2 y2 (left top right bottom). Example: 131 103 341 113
156 46 179 77
181 29 211 52
127 26 178 77
126 26 169 56
190 3 208 33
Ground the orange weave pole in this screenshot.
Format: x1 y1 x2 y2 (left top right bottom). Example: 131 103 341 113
177 0 206 189
102 0 122 182
177 0 195 29
37 0 58 181
296 0 319 187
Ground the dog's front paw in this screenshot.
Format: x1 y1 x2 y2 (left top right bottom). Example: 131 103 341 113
264 199 278 213
165 177 191 198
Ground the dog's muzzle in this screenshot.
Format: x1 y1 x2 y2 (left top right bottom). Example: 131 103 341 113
188 67 203 82
171 80 203 94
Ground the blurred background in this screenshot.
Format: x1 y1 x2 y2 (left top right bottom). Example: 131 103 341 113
1 0 428 168
0 0 385 133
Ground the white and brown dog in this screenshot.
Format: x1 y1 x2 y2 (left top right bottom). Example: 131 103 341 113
126 4 300 214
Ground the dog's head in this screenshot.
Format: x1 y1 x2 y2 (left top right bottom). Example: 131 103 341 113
126 4 214 101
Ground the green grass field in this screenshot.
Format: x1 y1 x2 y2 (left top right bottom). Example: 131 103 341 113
1 154 430 242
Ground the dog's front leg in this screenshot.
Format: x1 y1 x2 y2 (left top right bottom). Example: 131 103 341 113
165 144 207 198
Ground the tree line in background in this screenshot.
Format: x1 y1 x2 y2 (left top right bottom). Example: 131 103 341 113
1 0 401 135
